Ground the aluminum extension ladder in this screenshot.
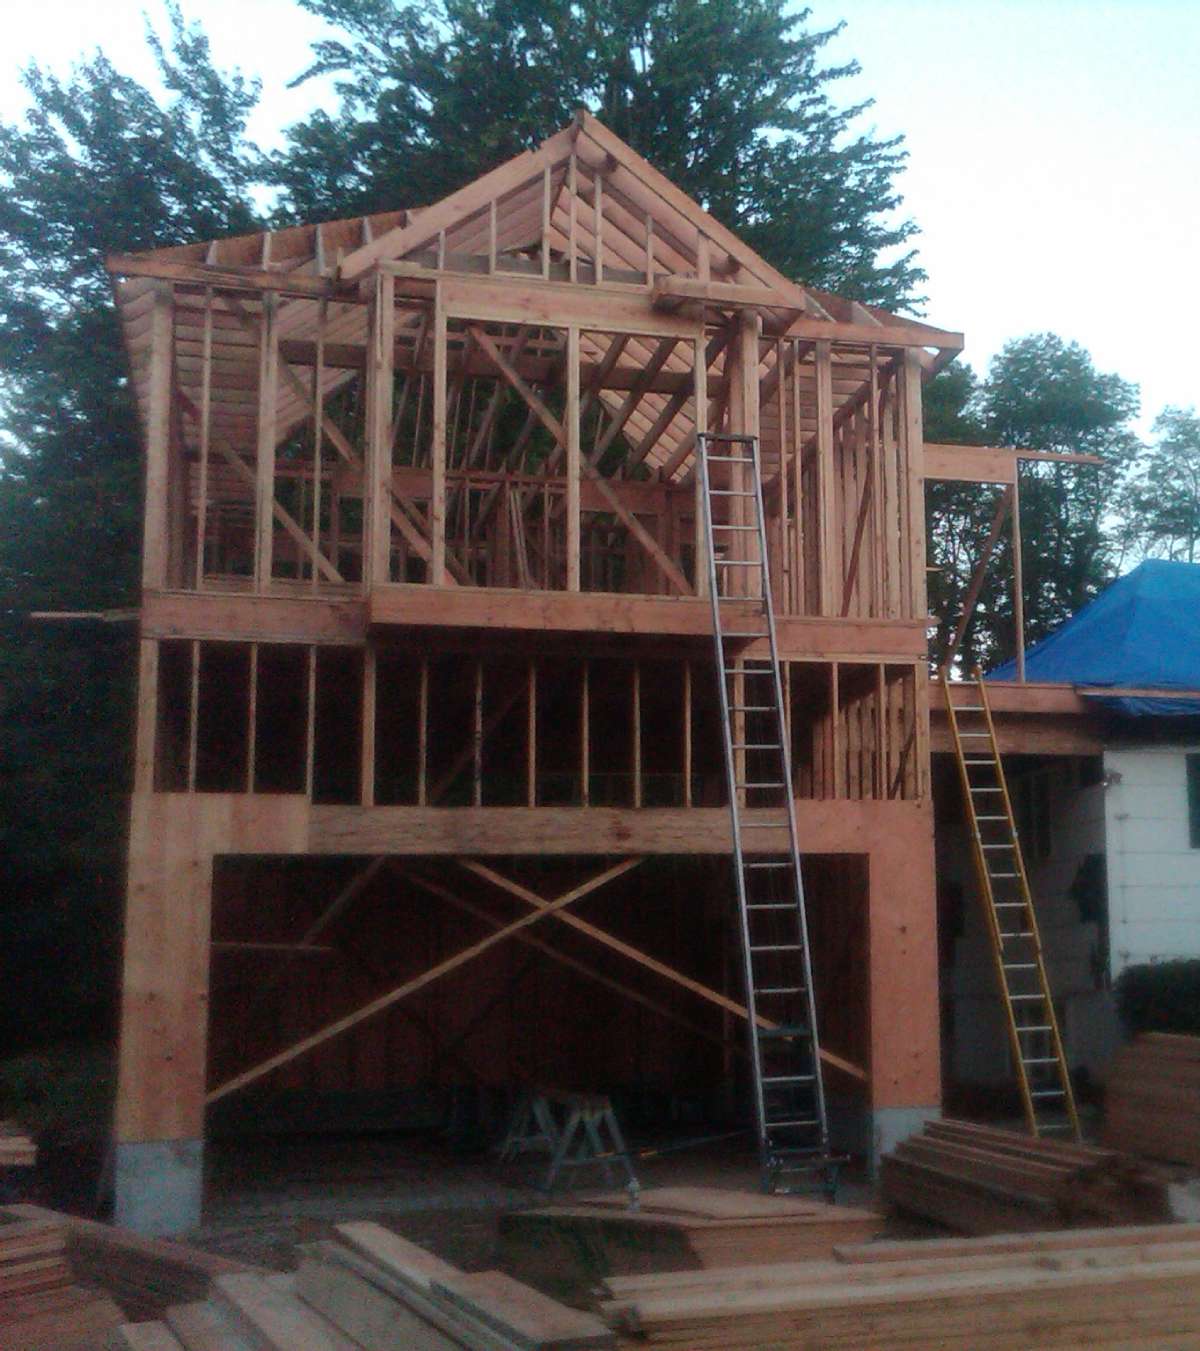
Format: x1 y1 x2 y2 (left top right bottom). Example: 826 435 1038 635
696 432 835 1194
942 667 1080 1139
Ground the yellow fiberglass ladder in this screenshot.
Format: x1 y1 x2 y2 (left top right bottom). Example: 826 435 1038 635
943 666 1080 1139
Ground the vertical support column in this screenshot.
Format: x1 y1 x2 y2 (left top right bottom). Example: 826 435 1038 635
693 332 709 598
866 807 942 1167
1012 471 1026 682
566 326 581 591
814 340 836 616
254 293 279 592
133 639 160 795
142 283 174 591
431 289 448 585
114 797 216 1235
361 645 377 807
900 350 927 622
367 271 395 587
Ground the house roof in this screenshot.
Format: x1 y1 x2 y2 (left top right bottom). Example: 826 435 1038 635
990 560 1200 715
106 112 962 486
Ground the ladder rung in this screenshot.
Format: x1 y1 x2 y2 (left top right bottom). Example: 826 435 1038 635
709 489 757 497
730 704 775 712
964 758 997 765
758 1025 810 1039
994 902 1025 908
970 787 1003 793
767 1118 819 1129
732 742 782 751
745 861 791 869
1031 1089 1066 1098
723 633 770 640
989 872 1019 879
759 986 804 995
959 732 991 738
736 781 787 790
715 559 764 567
954 705 985 711
712 524 760 532
762 1074 814 1084
740 821 790 829
1004 963 1037 970
999 932 1033 940
1016 1025 1052 1034
1010 994 1045 1001
978 815 1008 821
751 943 803 953
706 453 756 462
1023 1057 1060 1065
982 843 1014 849
748 903 796 911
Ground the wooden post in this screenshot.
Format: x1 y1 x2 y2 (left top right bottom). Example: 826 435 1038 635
580 660 590 806
683 660 693 808
901 350 927 620
254 294 279 592
566 325 581 590
246 643 259 793
361 645 376 807
431 290 448 584
368 272 395 587
815 340 836 615
693 332 709 598
632 660 642 808
1012 469 1027 682
193 289 212 591
133 639 159 795
527 659 537 807
142 284 174 591
417 657 429 806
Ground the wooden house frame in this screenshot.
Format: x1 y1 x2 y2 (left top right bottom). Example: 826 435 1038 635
106 111 1015 1234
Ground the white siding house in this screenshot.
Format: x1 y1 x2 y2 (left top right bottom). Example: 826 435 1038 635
1104 746 1200 977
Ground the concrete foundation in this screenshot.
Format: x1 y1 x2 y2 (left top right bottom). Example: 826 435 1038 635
114 1138 203 1236
869 1105 940 1173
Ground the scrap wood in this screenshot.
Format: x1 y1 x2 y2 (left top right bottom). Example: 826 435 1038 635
114 1219 615 1350
880 1117 1170 1234
0 1120 36 1168
1103 1032 1200 1167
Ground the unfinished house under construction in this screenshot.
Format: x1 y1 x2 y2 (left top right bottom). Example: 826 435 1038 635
106 112 1027 1234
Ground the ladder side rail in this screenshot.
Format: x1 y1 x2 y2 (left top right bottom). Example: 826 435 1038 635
696 432 771 1172
975 670 1081 1140
748 437 831 1156
942 668 1036 1135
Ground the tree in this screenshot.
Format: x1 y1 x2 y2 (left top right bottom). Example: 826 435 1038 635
1117 407 1200 564
924 336 1142 671
0 3 262 1046
274 0 925 307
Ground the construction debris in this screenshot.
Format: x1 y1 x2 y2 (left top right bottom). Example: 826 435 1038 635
1103 1031 1200 1167
599 1221 1200 1348
880 1118 1170 1233
501 1185 880 1292
0 1212 123 1350
112 1219 615 1350
0 1120 36 1168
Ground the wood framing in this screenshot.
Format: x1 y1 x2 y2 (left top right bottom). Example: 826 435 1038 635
102 113 996 1227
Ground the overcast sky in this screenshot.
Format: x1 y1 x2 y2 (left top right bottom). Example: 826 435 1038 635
3 0 1197 434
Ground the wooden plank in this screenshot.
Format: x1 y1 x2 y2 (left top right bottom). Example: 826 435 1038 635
431 292 448 584
432 1269 613 1348
566 326 581 590
295 1255 463 1350
254 294 279 589
141 284 174 590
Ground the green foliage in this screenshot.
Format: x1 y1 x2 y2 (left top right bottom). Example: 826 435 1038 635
1118 406 1200 565
275 0 925 307
0 3 263 1047
925 335 1142 672
1114 961 1200 1037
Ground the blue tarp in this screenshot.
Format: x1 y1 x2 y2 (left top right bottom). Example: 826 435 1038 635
988 559 1200 715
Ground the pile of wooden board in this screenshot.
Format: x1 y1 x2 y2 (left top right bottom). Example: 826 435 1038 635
0 1120 36 1168
881 1117 1169 1233
501 1185 880 1292
112 1219 616 1350
599 1222 1200 1348
4 1202 260 1323
0 1213 123 1350
1103 1032 1200 1166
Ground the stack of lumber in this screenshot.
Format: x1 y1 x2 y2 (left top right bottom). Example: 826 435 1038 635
1103 1032 1200 1166
599 1221 1200 1348
881 1117 1170 1234
0 1120 36 1168
4 1202 261 1322
112 1219 616 1350
0 1213 123 1350
501 1185 880 1291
